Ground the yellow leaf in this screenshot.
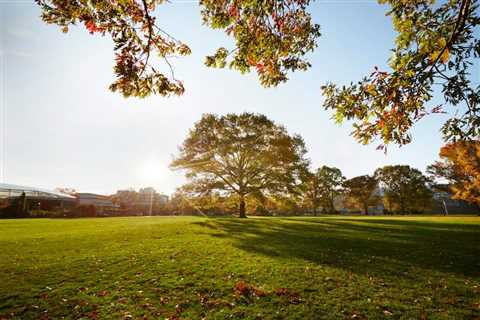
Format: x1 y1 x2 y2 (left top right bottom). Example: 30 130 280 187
429 51 440 64
440 48 449 64
366 84 377 96
437 37 447 49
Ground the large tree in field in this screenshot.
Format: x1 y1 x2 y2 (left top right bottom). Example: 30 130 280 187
375 165 433 214
170 113 309 218
427 140 480 207
343 175 380 215
37 0 480 145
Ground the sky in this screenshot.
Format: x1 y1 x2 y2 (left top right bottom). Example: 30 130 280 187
0 0 454 196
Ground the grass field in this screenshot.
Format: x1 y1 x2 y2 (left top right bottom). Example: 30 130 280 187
0 216 479 319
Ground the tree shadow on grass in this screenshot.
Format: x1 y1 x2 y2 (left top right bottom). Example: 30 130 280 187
193 217 480 277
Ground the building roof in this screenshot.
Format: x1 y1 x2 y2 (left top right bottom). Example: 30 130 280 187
0 183 76 200
76 193 110 199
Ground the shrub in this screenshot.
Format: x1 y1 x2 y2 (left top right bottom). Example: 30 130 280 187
71 205 97 217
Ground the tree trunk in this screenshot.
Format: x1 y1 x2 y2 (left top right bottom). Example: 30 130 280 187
398 196 405 215
364 203 369 216
313 206 317 216
239 196 247 218
329 198 335 214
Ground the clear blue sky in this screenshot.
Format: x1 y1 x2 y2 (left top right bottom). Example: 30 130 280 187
0 0 451 195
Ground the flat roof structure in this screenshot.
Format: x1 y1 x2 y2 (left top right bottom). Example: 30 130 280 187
0 183 76 201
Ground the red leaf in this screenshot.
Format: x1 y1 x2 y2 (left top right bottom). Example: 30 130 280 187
234 281 250 296
84 20 102 34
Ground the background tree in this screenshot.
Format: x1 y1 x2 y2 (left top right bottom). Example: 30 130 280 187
375 165 433 214
170 113 309 218
315 166 345 214
36 0 319 98
270 193 303 216
343 175 379 215
299 169 322 215
427 140 480 207
322 0 480 146
166 190 199 216
111 190 139 210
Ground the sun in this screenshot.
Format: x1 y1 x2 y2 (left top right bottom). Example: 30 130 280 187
139 161 166 182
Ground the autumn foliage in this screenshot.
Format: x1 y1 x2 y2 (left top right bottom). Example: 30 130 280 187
36 0 319 97
429 140 480 206
322 0 479 145
201 0 320 87
36 0 479 146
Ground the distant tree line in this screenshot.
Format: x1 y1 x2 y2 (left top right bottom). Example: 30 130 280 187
2 113 478 219
169 163 439 217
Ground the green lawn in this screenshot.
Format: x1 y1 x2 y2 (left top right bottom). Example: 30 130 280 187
0 216 479 319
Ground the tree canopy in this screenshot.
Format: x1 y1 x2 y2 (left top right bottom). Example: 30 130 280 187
310 166 344 214
428 140 480 206
375 165 433 214
170 113 308 218
36 0 479 145
299 168 322 215
343 175 380 215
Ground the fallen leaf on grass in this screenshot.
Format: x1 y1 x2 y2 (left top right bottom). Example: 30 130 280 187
274 288 289 296
350 313 367 319
234 281 250 297
175 304 182 314
274 288 302 304
252 287 267 298
117 297 129 304
142 302 157 312
199 294 228 309
96 290 109 297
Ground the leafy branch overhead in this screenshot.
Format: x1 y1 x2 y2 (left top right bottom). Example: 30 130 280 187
36 0 320 97
36 0 192 98
201 0 320 87
36 0 479 146
322 0 480 145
